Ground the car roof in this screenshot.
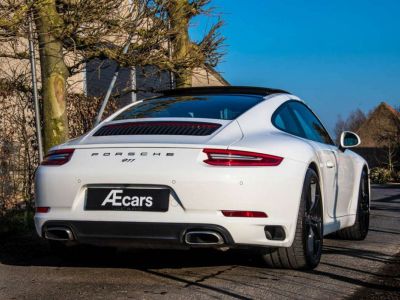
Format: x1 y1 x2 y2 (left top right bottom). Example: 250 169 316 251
159 86 289 97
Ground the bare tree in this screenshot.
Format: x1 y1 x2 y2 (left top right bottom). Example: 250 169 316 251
347 109 367 131
0 0 224 152
334 115 346 144
165 0 223 87
334 109 366 143
374 114 400 174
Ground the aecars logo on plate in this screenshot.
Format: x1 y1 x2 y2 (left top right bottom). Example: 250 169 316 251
101 189 153 208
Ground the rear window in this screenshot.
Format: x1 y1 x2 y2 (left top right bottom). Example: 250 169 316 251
114 94 264 121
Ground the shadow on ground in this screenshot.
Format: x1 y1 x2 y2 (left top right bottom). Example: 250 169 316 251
0 232 259 269
349 252 400 299
1 232 399 299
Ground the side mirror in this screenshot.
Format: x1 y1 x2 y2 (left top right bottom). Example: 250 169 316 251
340 131 361 149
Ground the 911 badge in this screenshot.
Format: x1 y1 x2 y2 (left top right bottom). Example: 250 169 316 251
121 158 136 163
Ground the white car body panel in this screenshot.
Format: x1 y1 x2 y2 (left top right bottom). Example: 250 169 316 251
34 88 368 248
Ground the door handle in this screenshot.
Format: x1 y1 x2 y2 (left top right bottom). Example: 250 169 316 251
326 161 335 168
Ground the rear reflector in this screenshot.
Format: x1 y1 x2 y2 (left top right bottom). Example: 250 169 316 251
222 210 268 218
36 207 50 213
41 149 75 166
203 148 283 166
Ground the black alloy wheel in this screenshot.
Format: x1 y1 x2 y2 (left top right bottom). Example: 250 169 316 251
337 169 370 240
358 170 370 236
304 175 323 265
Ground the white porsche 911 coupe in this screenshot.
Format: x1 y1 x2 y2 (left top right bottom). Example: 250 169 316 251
34 86 370 270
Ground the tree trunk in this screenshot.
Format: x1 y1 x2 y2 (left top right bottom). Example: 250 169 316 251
168 0 192 88
34 0 69 153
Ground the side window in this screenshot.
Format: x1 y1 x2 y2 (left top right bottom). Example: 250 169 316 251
288 102 333 145
273 114 286 130
272 103 305 137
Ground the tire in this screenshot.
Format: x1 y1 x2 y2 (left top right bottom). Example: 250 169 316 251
261 168 323 270
336 169 369 240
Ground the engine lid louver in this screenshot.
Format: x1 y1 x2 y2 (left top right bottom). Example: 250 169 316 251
93 121 222 137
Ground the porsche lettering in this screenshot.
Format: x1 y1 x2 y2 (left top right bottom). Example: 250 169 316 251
91 152 175 157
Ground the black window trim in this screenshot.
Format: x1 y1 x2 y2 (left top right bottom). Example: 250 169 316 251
271 100 335 146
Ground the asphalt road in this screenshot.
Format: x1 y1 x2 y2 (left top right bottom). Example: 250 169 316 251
0 185 399 299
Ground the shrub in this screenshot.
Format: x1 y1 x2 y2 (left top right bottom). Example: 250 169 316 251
0 208 35 237
370 167 392 184
0 76 118 230
393 171 400 183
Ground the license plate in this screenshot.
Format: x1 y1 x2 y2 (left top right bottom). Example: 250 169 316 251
85 188 169 212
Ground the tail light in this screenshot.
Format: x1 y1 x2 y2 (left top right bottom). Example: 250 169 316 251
222 210 268 218
36 207 50 213
41 149 75 166
203 148 283 166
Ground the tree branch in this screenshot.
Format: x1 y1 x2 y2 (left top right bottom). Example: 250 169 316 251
0 51 30 60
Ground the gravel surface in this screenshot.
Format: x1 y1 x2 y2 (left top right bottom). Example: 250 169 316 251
0 185 399 299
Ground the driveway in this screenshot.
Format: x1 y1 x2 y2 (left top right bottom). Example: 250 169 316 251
0 185 399 299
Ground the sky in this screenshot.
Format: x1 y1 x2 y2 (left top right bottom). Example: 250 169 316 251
190 0 400 134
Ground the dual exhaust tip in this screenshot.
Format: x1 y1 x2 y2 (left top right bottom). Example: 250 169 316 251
184 231 224 246
44 227 74 241
44 227 226 246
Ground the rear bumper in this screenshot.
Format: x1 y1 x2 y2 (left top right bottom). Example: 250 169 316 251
37 216 291 248
42 221 235 249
